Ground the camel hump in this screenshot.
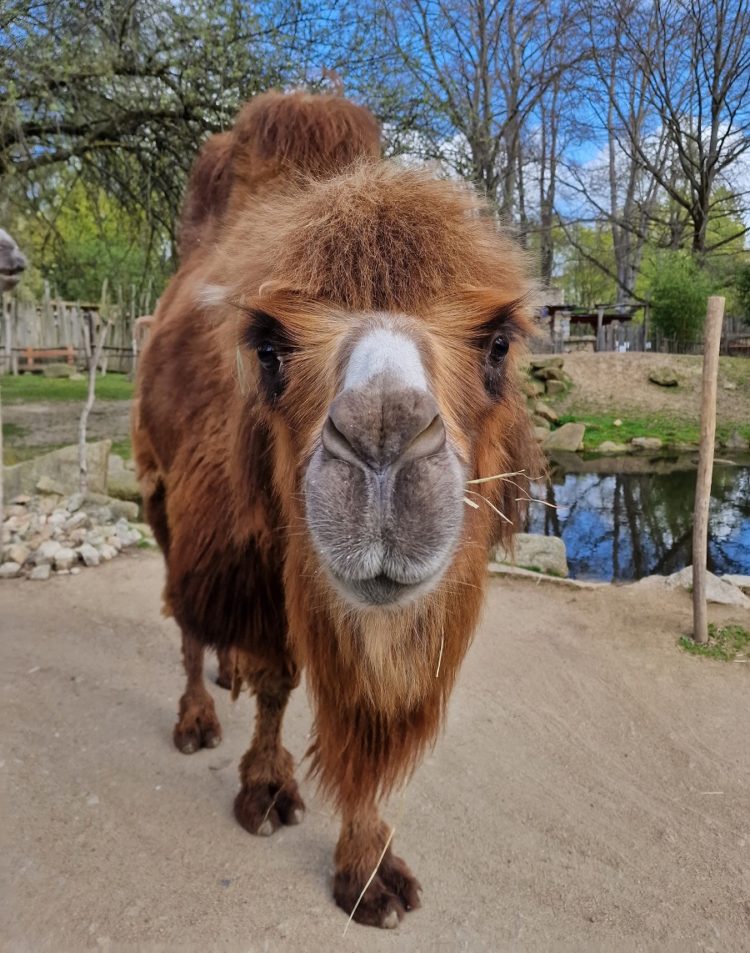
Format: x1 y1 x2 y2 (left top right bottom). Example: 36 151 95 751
231 90 380 185
178 92 380 260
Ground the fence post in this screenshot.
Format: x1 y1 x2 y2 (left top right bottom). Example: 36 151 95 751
692 296 725 644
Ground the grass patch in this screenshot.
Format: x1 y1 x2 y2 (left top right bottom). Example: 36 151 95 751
557 413 750 451
2 422 27 440
679 623 750 662
0 373 134 403
110 437 133 460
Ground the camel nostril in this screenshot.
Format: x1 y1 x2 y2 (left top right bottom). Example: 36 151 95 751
401 414 446 462
321 415 363 467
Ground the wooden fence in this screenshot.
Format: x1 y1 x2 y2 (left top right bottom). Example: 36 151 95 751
1 284 150 375
532 314 750 356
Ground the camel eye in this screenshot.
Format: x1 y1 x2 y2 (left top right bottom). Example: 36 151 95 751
490 334 510 362
257 342 281 374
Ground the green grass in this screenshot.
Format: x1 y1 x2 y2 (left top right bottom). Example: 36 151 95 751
2 422 27 440
110 437 133 460
679 623 750 661
0 373 134 403
557 413 750 451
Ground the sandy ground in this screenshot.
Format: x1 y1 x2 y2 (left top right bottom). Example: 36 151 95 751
557 353 750 424
2 553 748 952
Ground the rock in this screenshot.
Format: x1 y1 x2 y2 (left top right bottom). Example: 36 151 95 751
523 379 546 397
5 543 30 565
29 564 51 581
613 419 622 427
648 368 679 387
533 426 550 442
77 543 101 567
536 365 567 382
0 561 22 579
494 533 568 577
720 574 750 594
597 441 629 454
662 566 750 608
3 440 111 499
532 415 551 430
10 494 31 505
109 499 139 521
98 544 117 561
64 511 90 531
36 476 67 496
534 401 559 424
722 381 737 391
545 379 565 396
543 423 586 453
724 431 749 451
530 356 564 370
54 547 77 571
66 492 85 513
34 540 62 565
631 437 663 451
107 454 141 502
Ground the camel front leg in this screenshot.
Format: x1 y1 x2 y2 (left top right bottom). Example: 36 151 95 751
333 799 421 929
173 629 222 753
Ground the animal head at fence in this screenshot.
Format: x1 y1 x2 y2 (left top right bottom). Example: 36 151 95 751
0 229 28 293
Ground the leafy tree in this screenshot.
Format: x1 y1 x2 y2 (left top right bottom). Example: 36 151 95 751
647 252 713 345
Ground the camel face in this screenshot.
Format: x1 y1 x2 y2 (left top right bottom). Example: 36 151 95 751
305 317 465 609
0 229 27 292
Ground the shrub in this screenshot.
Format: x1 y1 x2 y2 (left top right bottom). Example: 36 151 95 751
648 253 713 346
736 261 750 326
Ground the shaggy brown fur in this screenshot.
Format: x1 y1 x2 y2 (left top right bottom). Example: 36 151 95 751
134 90 541 929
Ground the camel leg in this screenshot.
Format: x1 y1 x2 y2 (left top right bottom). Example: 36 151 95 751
234 657 305 835
173 629 222 754
333 799 421 929
215 646 235 690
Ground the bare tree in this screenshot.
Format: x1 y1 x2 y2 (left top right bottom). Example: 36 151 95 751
607 0 750 258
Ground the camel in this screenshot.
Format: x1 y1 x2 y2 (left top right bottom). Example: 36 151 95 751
133 91 540 929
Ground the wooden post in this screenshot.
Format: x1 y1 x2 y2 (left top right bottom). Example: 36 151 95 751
692 296 725 644
596 307 604 351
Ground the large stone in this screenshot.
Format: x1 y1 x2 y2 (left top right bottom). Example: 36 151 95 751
0 561 22 579
631 436 663 451
77 543 100 567
648 368 679 387
534 401 559 424
3 441 111 500
529 356 564 370
34 540 62 565
543 423 585 453
663 566 750 608
532 415 551 430
545 379 565 395
29 564 51 581
107 454 141 502
533 426 550 442
494 533 568 577
36 476 66 496
724 431 749 451
536 365 567 382
523 379 546 397
719 574 750 594
597 441 629 454
5 543 30 565
54 547 77 571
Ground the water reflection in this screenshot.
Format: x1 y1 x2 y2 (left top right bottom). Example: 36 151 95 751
526 457 750 581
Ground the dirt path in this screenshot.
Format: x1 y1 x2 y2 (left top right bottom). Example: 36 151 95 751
1 554 748 952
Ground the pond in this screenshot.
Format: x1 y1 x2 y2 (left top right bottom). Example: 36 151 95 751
526 453 750 582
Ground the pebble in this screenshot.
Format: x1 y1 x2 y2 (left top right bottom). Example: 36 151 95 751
1 492 154 581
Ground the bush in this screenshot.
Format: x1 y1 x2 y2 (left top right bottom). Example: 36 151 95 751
648 253 713 346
